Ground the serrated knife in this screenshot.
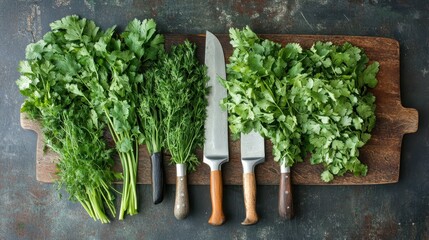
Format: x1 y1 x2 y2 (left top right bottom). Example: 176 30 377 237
240 130 265 225
203 31 229 226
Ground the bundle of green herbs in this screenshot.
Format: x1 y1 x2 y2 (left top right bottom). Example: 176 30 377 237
86 18 164 219
152 40 209 219
221 27 379 182
16 15 164 221
17 16 119 222
137 45 168 204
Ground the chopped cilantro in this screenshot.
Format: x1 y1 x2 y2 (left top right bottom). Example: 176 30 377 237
221 27 378 182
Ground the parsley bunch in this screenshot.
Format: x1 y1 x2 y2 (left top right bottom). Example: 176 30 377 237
221 27 379 182
17 15 164 221
87 18 164 219
17 16 118 222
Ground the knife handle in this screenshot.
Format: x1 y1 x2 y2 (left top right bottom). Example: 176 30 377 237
242 172 258 225
279 171 294 219
174 164 189 220
208 170 225 226
151 152 164 204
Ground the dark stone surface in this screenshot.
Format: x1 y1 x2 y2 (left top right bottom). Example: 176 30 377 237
1 0 428 239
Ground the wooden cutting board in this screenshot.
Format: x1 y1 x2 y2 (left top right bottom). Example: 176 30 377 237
20 34 418 185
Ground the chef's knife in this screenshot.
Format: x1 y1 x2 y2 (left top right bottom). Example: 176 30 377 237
240 130 265 225
279 164 294 219
203 31 229 226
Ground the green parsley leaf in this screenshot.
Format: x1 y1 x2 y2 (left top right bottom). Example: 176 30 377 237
222 26 379 182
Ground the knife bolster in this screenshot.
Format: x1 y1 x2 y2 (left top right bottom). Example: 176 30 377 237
241 157 264 173
203 156 228 171
176 163 187 177
281 165 291 173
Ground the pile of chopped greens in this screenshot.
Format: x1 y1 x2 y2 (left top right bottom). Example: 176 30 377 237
221 27 379 182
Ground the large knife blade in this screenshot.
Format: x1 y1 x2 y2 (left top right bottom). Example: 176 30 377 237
240 130 265 225
203 31 229 226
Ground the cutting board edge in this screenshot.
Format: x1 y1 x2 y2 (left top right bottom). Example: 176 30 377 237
400 106 419 134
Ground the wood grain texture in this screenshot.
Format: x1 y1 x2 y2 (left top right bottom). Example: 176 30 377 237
279 172 294 219
20 34 418 185
208 170 225 226
174 174 189 220
242 173 258 225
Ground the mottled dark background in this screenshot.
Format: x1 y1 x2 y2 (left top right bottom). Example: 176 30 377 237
1 0 428 239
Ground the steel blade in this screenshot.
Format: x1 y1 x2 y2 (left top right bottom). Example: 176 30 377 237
241 130 265 160
203 31 229 169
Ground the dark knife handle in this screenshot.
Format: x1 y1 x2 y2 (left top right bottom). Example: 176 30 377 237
151 152 164 204
208 170 225 226
242 172 258 225
174 164 189 220
279 172 294 219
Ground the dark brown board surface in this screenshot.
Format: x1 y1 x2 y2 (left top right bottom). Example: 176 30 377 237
20 34 418 185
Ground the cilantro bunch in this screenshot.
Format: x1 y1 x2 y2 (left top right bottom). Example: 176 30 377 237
221 27 379 182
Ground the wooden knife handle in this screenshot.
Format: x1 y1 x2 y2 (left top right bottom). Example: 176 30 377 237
279 172 294 219
208 170 225 226
174 164 189 220
151 152 164 204
242 172 258 225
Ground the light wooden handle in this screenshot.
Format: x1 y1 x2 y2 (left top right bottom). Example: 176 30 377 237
242 172 258 225
174 164 189 220
208 170 225 226
279 172 294 219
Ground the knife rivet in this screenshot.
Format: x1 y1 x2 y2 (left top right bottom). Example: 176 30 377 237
287 206 290 209
180 177 183 181
181 193 184 197
285 191 289 194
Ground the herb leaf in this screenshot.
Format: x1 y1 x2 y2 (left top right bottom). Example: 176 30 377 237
222 27 378 182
